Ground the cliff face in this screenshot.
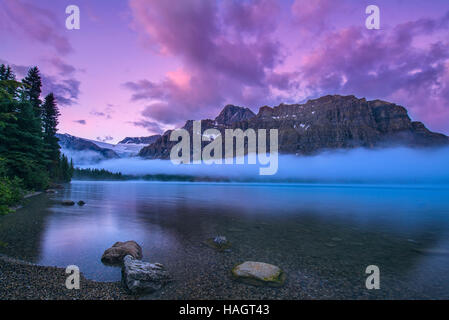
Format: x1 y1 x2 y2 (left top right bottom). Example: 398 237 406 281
138 95 448 159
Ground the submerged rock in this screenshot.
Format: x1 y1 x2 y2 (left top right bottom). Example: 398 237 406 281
232 261 285 287
214 236 228 246
101 241 142 264
45 189 57 194
122 255 171 295
61 200 75 206
204 235 231 251
77 201 86 206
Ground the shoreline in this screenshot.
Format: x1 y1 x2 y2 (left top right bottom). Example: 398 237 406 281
8 192 43 212
0 254 133 300
0 189 134 300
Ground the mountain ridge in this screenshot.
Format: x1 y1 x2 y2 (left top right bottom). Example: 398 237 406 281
56 133 120 164
118 135 162 145
138 94 449 159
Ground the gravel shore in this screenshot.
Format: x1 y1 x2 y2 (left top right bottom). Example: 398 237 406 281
0 192 133 300
0 254 133 300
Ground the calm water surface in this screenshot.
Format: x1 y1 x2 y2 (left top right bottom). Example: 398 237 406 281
2 181 449 299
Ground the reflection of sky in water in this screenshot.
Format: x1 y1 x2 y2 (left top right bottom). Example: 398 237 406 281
37 181 449 291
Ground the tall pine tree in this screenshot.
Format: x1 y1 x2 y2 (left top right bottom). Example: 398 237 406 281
42 93 61 179
22 67 42 117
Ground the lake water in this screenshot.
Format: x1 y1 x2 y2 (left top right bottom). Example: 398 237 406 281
2 181 449 299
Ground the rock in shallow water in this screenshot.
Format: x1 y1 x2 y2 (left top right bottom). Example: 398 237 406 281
214 235 227 245
232 261 285 287
101 241 142 264
122 255 171 295
204 235 231 251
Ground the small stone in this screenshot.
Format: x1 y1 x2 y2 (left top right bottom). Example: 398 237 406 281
204 235 231 251
232 261 285 287
77 201 86 206
214 235 228 245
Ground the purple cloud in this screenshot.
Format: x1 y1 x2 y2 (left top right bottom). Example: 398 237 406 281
45 57 76 76
42 77 80 106
2 59 80 106
74 120 86 125
90 110 111 119
0 0 72 55
298 12 449 132
126 0 285 124
130 120 164 134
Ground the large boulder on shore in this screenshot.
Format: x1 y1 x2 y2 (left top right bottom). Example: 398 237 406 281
122 255 171 294
101 241 142 264
232 261 286 287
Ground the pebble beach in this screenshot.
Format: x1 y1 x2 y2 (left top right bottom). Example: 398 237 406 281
0 254 133 300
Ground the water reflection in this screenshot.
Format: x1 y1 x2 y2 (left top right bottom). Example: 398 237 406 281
1 181 449 298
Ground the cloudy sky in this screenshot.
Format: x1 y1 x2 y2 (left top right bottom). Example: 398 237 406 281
1 0 448 142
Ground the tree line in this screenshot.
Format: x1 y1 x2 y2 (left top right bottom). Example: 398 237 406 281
73 168 127 180
0 64 73 214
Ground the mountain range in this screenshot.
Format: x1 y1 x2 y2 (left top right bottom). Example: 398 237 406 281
56 133 159 164
58 95 448 164
139 95 448 159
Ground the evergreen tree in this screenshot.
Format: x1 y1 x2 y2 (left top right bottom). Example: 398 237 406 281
0 64 6 80
22 66 42 117
69 158 74 178
59 154 72 182
0 64 18 96
0 64 15 81
0 70 48 189
42 93 61 179
0 64 73 210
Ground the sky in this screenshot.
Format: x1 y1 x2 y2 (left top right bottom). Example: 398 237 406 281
1 0 448 143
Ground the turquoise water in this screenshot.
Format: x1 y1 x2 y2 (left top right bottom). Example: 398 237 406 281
11 181 449 298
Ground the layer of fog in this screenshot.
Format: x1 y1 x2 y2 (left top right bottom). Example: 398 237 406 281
75 147 449 184
60 148 109 165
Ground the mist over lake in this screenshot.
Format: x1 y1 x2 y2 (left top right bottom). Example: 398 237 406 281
75 147 449 184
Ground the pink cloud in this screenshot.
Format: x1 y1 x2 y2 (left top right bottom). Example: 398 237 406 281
126 0 286 125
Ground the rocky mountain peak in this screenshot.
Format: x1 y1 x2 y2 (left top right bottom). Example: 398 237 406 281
214 104 255 126
118 135 161 145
